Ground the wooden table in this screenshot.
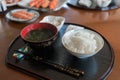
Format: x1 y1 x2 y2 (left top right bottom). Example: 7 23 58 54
0 4 120 80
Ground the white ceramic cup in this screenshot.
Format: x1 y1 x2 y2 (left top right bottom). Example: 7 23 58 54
0 0 7 12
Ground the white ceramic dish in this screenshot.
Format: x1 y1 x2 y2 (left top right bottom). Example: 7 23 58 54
6 0 23 7
40 15 65 30
17 0 67 12
6 9 40 22
62 26 104 58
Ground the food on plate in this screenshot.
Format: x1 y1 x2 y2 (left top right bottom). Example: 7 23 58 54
78 0 92 8
78 0 112 8
40 15 65 30
95 0 112 7
29 0 58 9
11 10 34 20
29 0 44 8
41 0 50 8
49 0 58 9
6 0 20 4
63 30 97 54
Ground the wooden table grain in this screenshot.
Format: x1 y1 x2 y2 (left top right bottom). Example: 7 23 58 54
0 4 120 80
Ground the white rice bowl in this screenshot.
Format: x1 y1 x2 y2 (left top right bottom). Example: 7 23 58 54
62 29 104 58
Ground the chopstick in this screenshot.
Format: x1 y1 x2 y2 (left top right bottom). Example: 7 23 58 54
13 50 52 80
13 46 84 78
33 56 84 78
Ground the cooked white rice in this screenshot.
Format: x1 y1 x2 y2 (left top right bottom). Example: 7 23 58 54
63 30 97 54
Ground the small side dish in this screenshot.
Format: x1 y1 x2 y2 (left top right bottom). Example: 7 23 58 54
94 0 112 7
40 15 65 30
6 9 39 22
78 0 92 8
6 0 22 6
17 0 67 11
78 0 112 8
6 0 20 4
11 10 34 20
29 0 58 10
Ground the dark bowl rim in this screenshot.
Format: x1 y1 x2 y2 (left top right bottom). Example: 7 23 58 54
20 22 58 43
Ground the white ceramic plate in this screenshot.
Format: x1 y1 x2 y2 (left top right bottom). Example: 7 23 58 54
6 9 40 22
40 15 65 30
6 0 23 7
17 0 67 12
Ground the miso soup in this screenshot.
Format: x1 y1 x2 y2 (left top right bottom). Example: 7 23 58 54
25 28 54 42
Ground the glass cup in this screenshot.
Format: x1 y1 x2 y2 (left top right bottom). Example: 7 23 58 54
0 0 7 12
